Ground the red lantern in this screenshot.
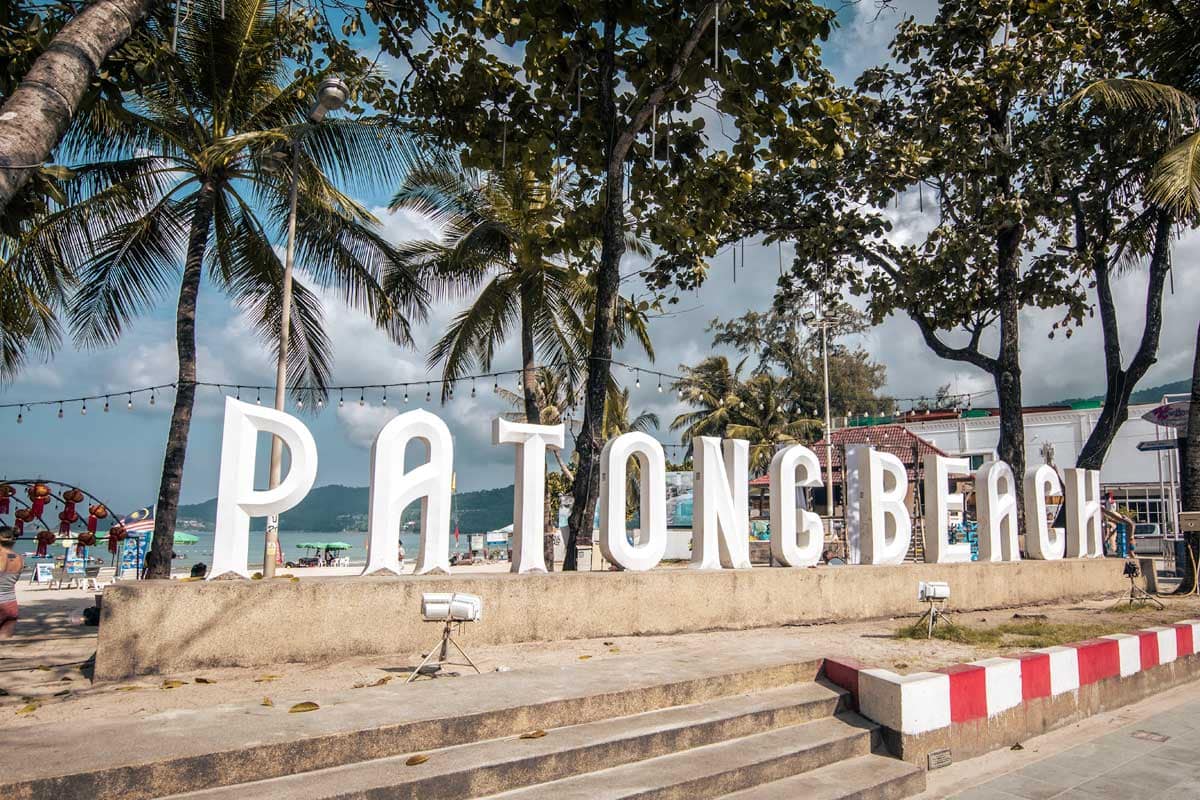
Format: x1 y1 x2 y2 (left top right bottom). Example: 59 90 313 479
58 509 78 535
14 508 33 536
36 529 55 557
107 523 128 554
76 530 96 555
0 483 13 514
63 488 84 516
87 504 108 534
27 484 51 518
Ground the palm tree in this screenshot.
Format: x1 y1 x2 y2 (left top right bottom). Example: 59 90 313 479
725 374 822 475
46 0 427 577
389 159 654 425
670 356 745 450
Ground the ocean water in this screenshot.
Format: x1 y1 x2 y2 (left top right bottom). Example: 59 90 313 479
165 530 474 571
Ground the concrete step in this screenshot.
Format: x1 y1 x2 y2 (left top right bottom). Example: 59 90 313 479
5 649 827 800
720 755 925 800
482 714 879 800
166 683 851 800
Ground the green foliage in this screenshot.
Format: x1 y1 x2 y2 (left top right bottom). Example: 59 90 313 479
16 0 428 399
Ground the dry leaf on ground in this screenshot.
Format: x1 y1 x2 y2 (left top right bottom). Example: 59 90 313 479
289 701 320 713
405 754 430 766
519 730 547 739
261 697 273 707
160 680 186 690
194 677 216 684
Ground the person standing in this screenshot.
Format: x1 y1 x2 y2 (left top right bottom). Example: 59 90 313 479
0 526 24 638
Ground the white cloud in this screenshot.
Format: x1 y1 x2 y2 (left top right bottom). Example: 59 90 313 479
335 402 400 448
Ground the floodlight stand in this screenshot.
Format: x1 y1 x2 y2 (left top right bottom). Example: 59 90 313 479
406 619 482 683
1128 572 1165 610
915 598 953 639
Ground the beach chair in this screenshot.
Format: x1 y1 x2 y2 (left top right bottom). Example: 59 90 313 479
50 565 79 590
83 566 106 591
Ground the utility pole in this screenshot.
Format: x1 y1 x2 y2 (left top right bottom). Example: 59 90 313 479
262 77 349 578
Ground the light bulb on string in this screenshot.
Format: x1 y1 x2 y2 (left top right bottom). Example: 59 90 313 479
104 397 110 413
58 403 64 419
635 370 640 388
81 400 87 415
127 394 134 410
316 397 324 409
425 383 432 403
339 390 344 409
296 397 303 410
149 390 156 406
235 386 241 400
493 379 499 394
471 379 477 398
16 407 23 424
256 388 261 405
448 381 455 400
657 377 663 393
359 389 364 406
382 388 388 407
403 389 409 404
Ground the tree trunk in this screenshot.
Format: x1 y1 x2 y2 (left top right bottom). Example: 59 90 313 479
0 0 156 216
995 221 1026 524
1174 320 1200 593
143 183 214 579
1076 211 1172 470
519 290 540 424
566 11 624 571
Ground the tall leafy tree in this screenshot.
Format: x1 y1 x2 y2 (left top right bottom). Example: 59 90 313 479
46 0 427 577
752 0 1164 517
670 355 744 446
725 373 821 475
373 0 850 568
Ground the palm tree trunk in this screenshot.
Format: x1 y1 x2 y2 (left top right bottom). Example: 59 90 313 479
0 0 157 216
1174 320 1200 593
143 183 214 579
519 290 540 425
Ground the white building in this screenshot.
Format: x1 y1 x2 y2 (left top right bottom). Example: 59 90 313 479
902 403 1183 534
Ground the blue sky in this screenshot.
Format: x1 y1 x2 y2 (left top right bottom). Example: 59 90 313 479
3 1 1198 515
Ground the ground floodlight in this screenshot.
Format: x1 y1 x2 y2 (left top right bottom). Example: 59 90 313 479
917 581 950 602
408 592 484 682
915 581 952 638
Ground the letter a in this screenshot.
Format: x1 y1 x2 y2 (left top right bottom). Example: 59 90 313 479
211 398 317 579
364 409 453 576
691 437 751 569
976 460 1020 562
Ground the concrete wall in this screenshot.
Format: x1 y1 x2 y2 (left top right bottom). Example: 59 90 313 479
95 559 1121 681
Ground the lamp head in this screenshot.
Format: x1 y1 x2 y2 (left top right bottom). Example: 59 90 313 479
309 77 349 122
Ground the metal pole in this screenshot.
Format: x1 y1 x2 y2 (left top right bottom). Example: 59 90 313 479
821 309 835 518
263 136 301 579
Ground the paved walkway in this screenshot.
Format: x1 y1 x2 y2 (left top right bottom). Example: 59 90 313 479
950 699 1200 799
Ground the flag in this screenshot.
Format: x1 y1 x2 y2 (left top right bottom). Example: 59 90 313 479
122 506 155 534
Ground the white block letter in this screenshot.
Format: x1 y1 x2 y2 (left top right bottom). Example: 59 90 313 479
1065 468 1103 558
1024 465 1065 560
493 417 564 574
365 409 454 576
599 433 667 571
211 398 317 579
769 445 824 567
859 447 912 565
976 460 1020 562
691 437 751 570
923 455 972 563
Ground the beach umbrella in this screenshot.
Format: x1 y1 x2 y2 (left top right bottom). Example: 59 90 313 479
296 542 325 550
323 542 352 550
173 532 199 545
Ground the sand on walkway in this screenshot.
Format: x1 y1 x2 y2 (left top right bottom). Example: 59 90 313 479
4 569 1199 729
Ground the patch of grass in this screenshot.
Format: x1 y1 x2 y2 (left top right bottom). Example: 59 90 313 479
894 619 1133 649
1106 601 1160 613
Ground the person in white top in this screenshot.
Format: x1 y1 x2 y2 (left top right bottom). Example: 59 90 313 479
0 526 24 639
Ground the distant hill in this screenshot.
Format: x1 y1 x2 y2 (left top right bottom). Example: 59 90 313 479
1052 378 1190 408
178 483 514 533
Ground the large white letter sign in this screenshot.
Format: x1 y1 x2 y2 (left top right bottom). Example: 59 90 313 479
976 461 1020 562
843 443 867 564
211 398 317 579
1064 468 1103 558
691 437 751 570
769 445 824 567
922 455 972 564
364 409 454 576
1024 464 1065 560
598 432 667 571
858 447 912 565
493 417 564 574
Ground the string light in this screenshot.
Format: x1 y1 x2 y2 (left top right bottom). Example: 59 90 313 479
57 403 64 419
635 370 640 388
339 390 344 409
149 390 155 406
425 384 432 403
16 407 23 424
256 388 261 405
471 379 477 398
359 389 364 406
296 398 304 409
81 400 87 415
316 397 324 409
382 387 388 406
127 394 133 410
103 397 110 413
403 389 409 404
448 381 455 400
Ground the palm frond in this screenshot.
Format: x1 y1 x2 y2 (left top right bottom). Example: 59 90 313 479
1146 131 1200 218
1069 79 1198 126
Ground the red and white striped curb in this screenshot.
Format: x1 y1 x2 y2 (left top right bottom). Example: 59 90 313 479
825 619 1200 735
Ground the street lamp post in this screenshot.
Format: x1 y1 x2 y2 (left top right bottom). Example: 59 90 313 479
803 298 838 519
262 77 349 579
